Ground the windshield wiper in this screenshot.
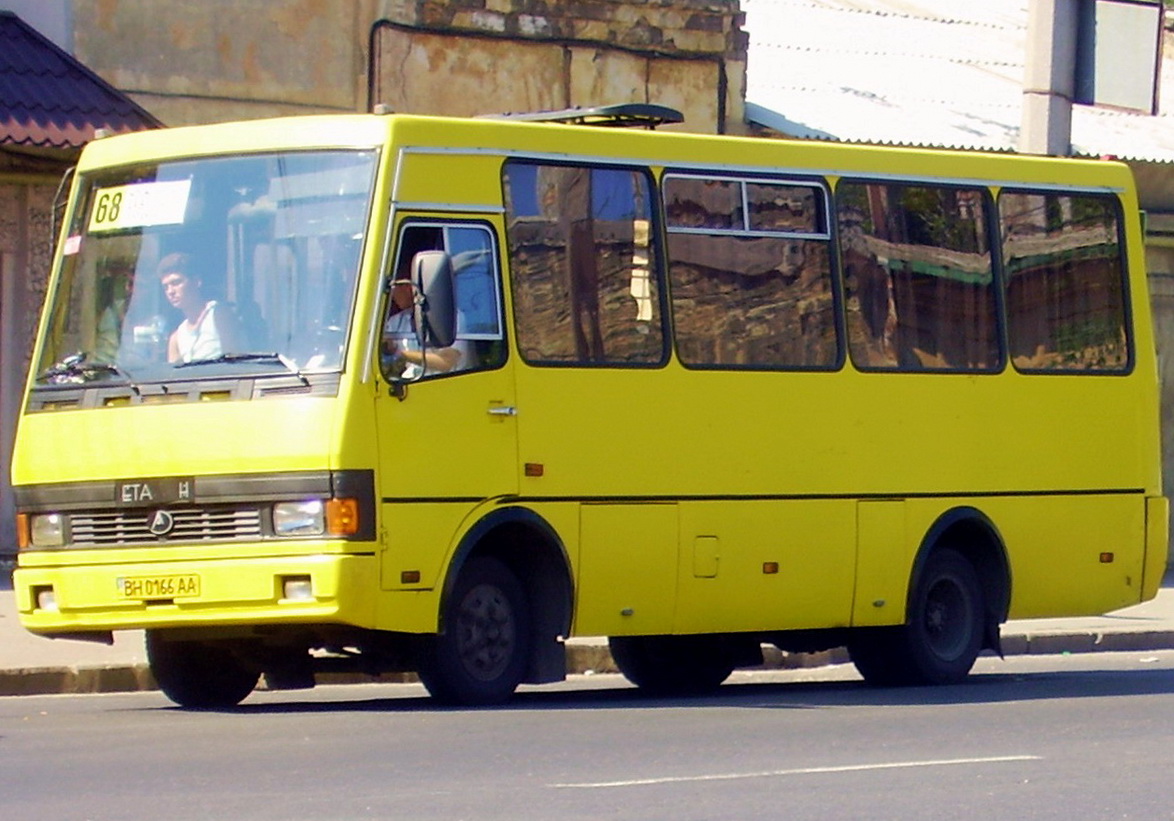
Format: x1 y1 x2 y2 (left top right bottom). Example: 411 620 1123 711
174 352 306 381
37 352 139 389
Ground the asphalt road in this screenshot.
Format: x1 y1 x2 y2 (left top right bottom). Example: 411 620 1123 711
4 652 1174 820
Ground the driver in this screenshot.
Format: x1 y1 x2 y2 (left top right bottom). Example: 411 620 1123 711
158 253 242 363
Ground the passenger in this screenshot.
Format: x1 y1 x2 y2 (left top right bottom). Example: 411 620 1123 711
93 259 134 363
158 252 242 363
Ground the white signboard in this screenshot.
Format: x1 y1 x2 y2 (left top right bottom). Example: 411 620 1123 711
87 179 192 233
1076 0 1164 114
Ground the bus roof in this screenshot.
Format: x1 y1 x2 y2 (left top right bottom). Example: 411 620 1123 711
75 110 1137 195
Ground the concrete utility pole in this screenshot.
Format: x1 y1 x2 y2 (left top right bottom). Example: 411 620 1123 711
1020 0 1080 155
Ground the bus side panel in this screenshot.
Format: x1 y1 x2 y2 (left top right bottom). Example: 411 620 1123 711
380 502 480 591
374 502 584 635
672 499 856 634
1143 495 1169 600
573 503 678 637
904 495 1146 621
852 500 910 628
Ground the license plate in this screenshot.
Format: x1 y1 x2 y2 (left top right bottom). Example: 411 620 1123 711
118 574 200 599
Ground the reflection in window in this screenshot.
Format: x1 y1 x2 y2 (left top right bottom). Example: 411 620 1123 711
665 175 838 369
664 177 742 230
746 182 822 233
1000 192 1129 372
503 162 664 365
837 182 999 371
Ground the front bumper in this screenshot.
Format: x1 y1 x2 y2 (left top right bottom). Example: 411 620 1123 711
15 552 378 635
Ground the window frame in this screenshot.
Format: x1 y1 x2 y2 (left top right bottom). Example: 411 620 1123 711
997 186 1134 377
379 217 509 382
663 171 844 372
835 177 1006 375
501 158 670 369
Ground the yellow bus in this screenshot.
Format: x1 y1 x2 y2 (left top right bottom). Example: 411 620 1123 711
11 104 1167 707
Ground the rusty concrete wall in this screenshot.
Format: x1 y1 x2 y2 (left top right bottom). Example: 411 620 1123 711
71 0 368 125
369 0 746 133
68 0 746 133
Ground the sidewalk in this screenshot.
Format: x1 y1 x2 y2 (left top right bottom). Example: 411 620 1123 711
4 582 1174 696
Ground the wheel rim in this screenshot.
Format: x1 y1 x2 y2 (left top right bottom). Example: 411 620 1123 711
922 576 972 661
454 582 516 682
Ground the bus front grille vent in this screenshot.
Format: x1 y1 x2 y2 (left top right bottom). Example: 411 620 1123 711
69 507 263 546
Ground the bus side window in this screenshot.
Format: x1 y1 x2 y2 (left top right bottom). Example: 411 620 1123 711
447 225 506 372
503 161 665 366
665 174 839 370
381 223 505 380
999 191 1129 372
836 181 1000 372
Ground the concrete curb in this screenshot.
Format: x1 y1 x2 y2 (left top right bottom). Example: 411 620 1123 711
999 629 1174 656
6 630 1174 697
0 664 156 697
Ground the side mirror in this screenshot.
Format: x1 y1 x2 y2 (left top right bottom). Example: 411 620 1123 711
411 250 456 349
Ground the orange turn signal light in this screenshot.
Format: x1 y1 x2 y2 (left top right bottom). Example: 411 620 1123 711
15 513 29 550
326 498 360 536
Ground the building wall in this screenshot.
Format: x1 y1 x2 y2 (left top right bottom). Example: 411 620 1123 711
0 166 58 554
368 1 746 133
68 0 746 133
1147 250 1174 510
70 0 366 125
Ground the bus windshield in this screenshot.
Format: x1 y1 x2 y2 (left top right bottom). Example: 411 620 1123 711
34 149 379 388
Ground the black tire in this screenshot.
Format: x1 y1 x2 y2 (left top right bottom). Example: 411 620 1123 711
418 557 531 706
146 631 259 709
848 548 984 686
608 634 736 696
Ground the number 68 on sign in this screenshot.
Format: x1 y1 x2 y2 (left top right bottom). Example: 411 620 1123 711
88 179 192 233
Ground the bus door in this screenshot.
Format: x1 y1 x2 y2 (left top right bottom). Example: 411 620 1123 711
374 221 516 591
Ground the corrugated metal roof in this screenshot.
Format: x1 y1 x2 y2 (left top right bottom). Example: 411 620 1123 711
743 0 1174 163
0 11 161 149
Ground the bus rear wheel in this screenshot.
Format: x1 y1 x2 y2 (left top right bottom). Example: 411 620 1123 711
848 548 984 686
418 557 531 706
608 634 736 696
146 631 259 709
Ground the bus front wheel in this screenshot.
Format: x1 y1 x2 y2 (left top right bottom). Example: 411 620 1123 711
848 548 984 686
146 631 259 709
418 557 531 706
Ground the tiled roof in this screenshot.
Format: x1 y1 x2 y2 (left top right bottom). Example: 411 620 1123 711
0 11 161 150
743 0 1174 163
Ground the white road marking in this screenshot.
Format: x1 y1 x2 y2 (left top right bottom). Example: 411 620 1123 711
551 755 1042 789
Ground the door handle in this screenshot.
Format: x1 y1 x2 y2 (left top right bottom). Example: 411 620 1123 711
487 405 517 417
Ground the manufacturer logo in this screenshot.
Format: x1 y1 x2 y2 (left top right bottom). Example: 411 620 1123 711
148 509 175 537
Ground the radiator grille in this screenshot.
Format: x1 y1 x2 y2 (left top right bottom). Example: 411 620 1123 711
69 507 263 546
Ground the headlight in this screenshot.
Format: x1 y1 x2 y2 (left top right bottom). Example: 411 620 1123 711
272 500 325 537
30 513 66 547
